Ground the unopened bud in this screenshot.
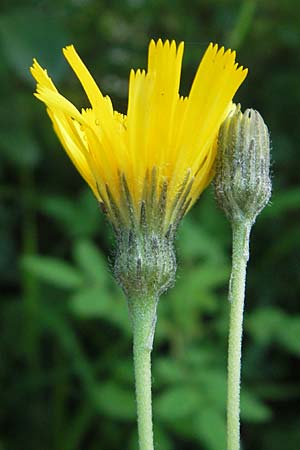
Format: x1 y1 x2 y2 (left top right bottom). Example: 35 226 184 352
214 106 271 224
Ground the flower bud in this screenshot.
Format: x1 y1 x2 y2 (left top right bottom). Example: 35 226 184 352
214 106 271 224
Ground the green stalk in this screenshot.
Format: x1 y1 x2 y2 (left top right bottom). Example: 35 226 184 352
227 220 251 450
128 295 158 450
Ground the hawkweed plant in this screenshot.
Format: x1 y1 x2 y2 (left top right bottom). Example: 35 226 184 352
215 106 271 450
31 40 247 450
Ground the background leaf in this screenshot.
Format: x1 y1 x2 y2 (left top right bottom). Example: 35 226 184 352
0 8 70 82
22 255 84 289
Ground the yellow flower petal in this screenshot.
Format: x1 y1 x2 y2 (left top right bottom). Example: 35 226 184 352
30 39 248 232
63 45 112 115
30 59 58 92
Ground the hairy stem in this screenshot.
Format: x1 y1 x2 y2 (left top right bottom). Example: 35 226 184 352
227 220 251 450
128 295 158 450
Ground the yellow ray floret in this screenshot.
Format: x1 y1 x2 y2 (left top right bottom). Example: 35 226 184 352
30 39 247 232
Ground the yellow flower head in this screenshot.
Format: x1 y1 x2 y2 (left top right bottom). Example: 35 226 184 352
30 39 247 234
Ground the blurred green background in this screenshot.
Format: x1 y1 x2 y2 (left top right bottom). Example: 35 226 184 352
1 0 300 449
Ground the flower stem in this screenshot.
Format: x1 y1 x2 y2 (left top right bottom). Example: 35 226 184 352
128 295 158 450
227 220 251 450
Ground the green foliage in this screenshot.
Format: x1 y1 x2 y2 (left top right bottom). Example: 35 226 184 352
41 191 104 238
1 0 300 450
0 8 70 82
22 255 84 289
247 307 300 355
94 382 136 420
